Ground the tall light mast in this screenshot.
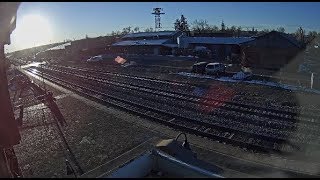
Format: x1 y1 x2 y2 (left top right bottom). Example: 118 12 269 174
152 8 165 32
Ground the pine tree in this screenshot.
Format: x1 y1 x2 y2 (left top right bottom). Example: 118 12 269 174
221 20 225 31
174 15 190 33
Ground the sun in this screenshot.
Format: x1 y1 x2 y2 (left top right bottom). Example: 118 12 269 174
11 14 53 50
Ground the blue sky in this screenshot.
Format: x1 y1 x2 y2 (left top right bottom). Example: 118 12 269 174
6 2 320 52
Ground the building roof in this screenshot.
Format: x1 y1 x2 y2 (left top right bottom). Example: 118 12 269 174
181 37 254 45
112 39 171 46
255 31 302 48
122 31 178 39
191 32 233 37
278 32 302 48
162 44 178 48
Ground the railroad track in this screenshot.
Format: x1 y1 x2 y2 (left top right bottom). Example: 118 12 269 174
27 67 320 139
30 67 320 135
47 64 320 113
25 67 320 155
34 65 320 125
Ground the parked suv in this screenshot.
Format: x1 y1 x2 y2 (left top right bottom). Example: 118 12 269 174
205 63 226 75
191 62 209 74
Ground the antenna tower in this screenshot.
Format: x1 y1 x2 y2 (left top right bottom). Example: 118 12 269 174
152 8 165 31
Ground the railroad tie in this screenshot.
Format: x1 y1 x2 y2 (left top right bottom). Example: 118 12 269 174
168 118 175 122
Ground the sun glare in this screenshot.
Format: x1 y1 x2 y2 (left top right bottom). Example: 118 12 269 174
11 14 53 50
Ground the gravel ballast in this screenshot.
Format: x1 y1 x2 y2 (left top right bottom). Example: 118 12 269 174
11 65 320 178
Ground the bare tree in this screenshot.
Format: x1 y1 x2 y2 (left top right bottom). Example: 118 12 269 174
276 27 286 33
144 27 154 32
308 31 317 39
121 26 132 35
208 25 219 33
236 26 242 37
191 19 210 34
307 30 318 44
133 27 140 33
295 27 305 44
261 28 270 34
228 25 237 36
111 30 122 36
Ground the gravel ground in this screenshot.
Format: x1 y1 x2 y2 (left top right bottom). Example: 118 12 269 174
13 91 157 177
57 96 156 171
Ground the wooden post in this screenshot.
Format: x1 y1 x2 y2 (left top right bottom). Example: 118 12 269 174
311 73 314 89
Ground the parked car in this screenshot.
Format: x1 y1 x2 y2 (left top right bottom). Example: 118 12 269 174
191 62 209 74
87 55 103 62
205 63 226 75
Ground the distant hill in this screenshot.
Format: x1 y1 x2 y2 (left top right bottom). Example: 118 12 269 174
7 42 66 58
